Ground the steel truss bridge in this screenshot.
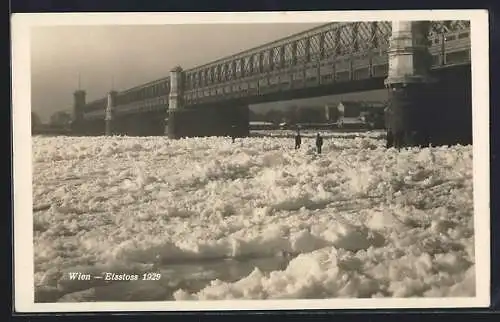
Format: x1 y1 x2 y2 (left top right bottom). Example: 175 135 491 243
80 20 470 120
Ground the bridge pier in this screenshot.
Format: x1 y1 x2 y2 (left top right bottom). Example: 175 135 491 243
166 66 183 139
166 66 249 139
105 91 117 136
430 64 472 146
385 21 435 148
77 119 105 136
167 104 249 138
118 111 165 136
71 90 86 135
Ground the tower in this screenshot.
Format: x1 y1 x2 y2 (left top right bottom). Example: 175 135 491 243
73 90 86 122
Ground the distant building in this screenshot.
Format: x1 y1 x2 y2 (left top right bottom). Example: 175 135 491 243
249 121 278 130
337 101 364 118
295 106 325 124
324 104 339 122
336 101 386 129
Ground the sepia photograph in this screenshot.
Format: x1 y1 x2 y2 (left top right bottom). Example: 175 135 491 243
12 10 489 312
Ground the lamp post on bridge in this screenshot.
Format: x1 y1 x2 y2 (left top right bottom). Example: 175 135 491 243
105 90 117 136
384 21 436 148
166 66 184 138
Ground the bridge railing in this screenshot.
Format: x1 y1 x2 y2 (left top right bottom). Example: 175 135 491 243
429 29 471 67
81 78 170 119
113 95 169 116
182 21 469 90
181 34 469 106
82 98 107 119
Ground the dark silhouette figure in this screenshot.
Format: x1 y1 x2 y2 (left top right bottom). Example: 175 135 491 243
384 105 396 149
231 125 236 143
315 133 323 154
386 130 394 149
294 131 302 149
385 104 405 150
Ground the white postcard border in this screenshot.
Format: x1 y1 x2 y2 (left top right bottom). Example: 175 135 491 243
12 10 490 312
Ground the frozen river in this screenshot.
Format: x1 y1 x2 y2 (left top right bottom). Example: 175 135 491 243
32 131 475 302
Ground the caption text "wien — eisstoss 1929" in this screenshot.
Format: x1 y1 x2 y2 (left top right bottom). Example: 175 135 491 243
67 272 162 281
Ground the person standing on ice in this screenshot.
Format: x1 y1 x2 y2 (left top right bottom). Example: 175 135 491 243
294 130 302 149
384 105 394 149
315 133 323 154
231 125 236 143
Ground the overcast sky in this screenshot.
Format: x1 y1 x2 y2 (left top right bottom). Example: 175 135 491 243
30 23 325 122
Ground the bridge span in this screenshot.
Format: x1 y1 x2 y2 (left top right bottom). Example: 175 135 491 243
71 20 471 147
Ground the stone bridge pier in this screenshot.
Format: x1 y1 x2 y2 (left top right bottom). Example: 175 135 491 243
103 89 165 137
76 119 105 136
385 21 472 148
114 111 165 136
382 20 472 149
166 66 249 139
71 89 86 135
105 90 117 136
167 104 249 139
384 21 435 148
71 90 107 136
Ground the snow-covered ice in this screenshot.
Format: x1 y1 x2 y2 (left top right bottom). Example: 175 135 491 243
32 132 475 302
